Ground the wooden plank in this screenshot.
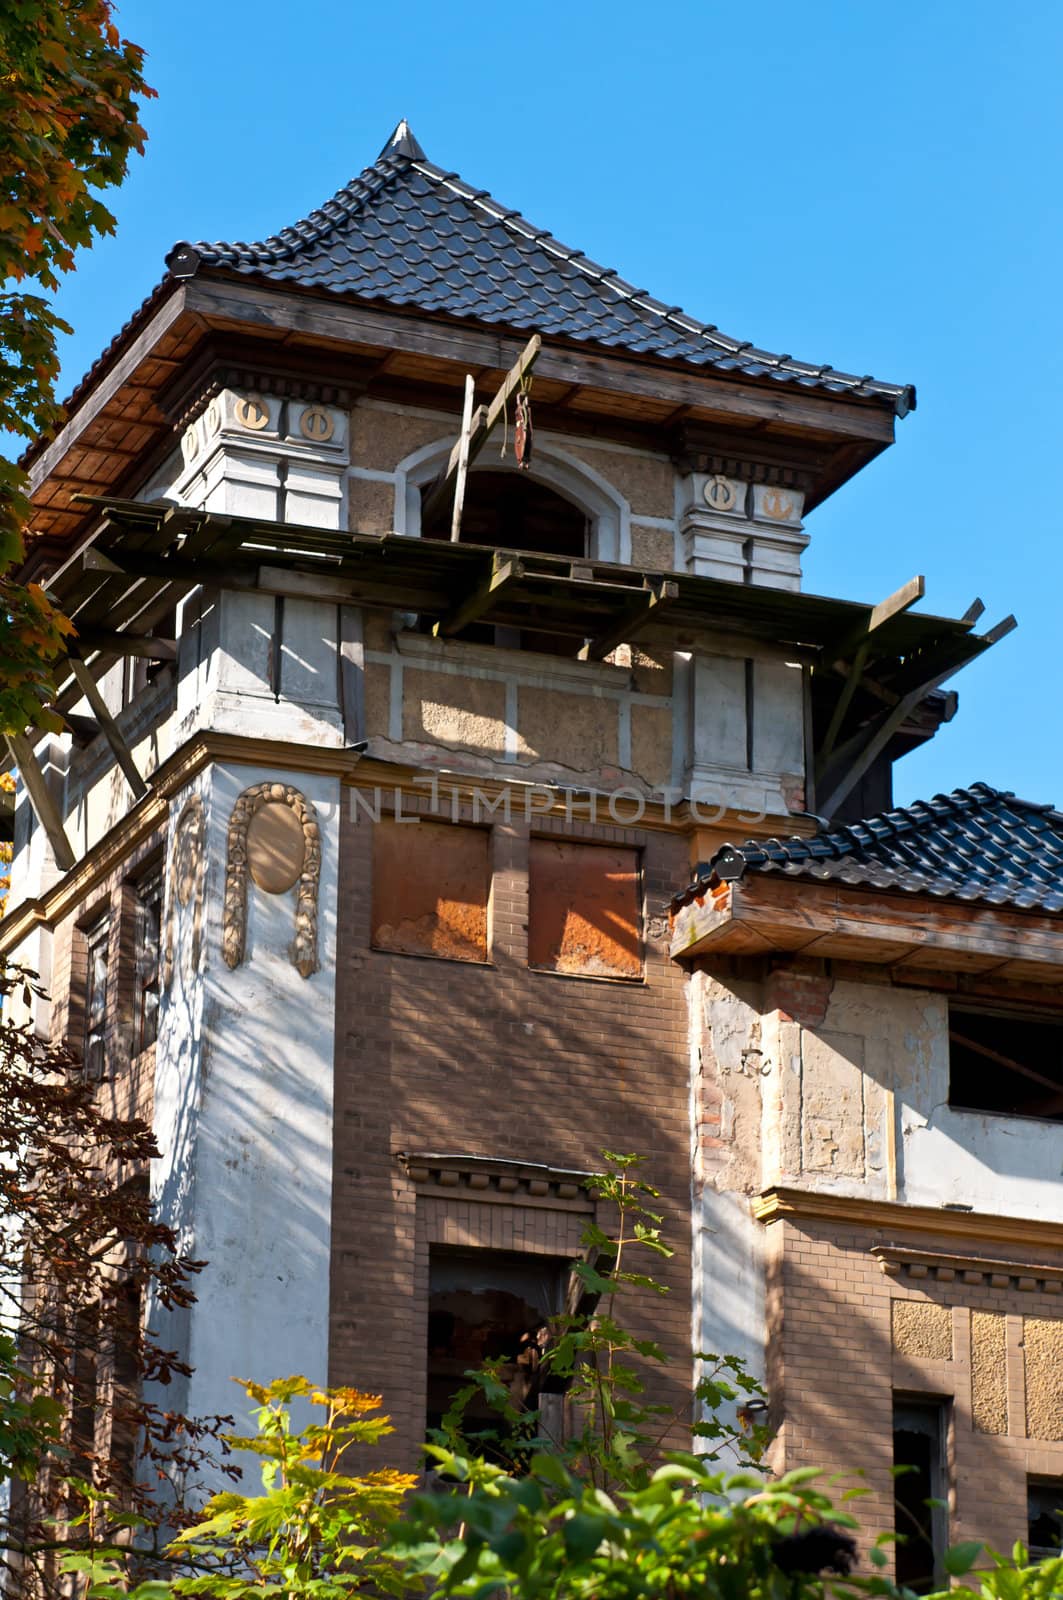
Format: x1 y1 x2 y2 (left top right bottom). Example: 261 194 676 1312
67 657 149 801
183 279 897 444
672 875 1063 972
579 580 678 661
420 335 542 530
983 614 1018 645
818 575 925 772
337 605 365 746
76 630 178 660
27 285 189 492
6 733 76 872
433 554 524 637
450 374 475 541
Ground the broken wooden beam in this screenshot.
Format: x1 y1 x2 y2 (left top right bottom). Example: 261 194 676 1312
67 656 149 801
76 630 178 660
818 658 973 821
4 733 76 872
578 579 678 662
433 553 524 637
419 334 542 529
817 574 926 777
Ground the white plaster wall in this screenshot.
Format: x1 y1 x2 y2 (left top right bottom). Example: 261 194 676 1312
689 968 769 1444
802 979 1063 1223
888 987 1063 1222
149 762 340 1471
695 1186 767 1413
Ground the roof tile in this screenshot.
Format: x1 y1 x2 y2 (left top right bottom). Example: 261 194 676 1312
163 122 915 415
678 783 1063 914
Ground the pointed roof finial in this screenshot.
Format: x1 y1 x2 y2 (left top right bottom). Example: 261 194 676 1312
379 118 425 162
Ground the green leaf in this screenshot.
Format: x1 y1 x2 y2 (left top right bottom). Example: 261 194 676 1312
944 1540 984 1576
562 1512 607 1559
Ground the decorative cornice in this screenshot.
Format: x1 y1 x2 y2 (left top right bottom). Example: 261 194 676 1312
871 1245 1063 1294
669 421 822 494
396 1152 596 1211
753 1186 1063 1254
156 334 377 429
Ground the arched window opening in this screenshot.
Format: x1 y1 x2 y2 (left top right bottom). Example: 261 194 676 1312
421 470 590 653
422 469 589 559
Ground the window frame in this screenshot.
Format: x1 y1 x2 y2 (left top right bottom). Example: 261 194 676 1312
132 859 164 1056
82 913 111 1082
1028 1478 1063 1559
947 999 1063 1124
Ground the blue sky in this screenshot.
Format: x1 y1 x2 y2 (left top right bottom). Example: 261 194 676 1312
30 1 1063 808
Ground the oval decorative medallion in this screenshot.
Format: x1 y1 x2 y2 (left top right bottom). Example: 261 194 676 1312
299 404 335 442
703 474 738 512
235 395 270 431
246 800 307 893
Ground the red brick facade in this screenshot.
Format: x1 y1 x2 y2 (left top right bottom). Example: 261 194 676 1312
328 791 694 1467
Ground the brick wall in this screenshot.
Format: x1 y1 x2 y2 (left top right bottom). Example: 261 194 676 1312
329 791 693 1468
766 1213 1063 1571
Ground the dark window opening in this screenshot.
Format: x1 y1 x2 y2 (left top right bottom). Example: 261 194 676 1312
123 608 177 705
426 1249 569 1449
108 1282 142 1492
83 916 110 1081
423 471 588 558
948 1003 1063 1122
133 864 163 1054
422 471 590 656
894 1399 948 1594
1029 1480 1063 1557
70 1303 100 1491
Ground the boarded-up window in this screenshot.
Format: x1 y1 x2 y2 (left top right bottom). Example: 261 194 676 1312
372 820 489 963
528 840 641 979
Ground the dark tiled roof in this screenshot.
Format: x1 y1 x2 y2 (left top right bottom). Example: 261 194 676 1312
164 121 914 415
681 784 1063 914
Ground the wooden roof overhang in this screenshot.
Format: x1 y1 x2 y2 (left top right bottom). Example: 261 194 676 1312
43 499 995 718
22 269 902 566
669 872 1063 987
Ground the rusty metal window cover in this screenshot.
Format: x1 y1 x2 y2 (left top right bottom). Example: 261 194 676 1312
528 839 642 980
372 819 490 963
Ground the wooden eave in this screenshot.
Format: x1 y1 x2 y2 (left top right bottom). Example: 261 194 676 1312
38 500 993 714
23 268 897 562
670 872 1063 985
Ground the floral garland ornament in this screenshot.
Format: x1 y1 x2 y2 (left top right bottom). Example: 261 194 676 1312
162 792 205 991
222 782 320 978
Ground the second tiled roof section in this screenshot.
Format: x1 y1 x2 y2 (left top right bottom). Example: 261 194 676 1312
684 783 1063 913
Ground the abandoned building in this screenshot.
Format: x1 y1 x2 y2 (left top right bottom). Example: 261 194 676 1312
2 117 1060 1584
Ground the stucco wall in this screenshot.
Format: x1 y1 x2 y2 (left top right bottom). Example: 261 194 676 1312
148 762 340 1465
693 968 1063 1223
